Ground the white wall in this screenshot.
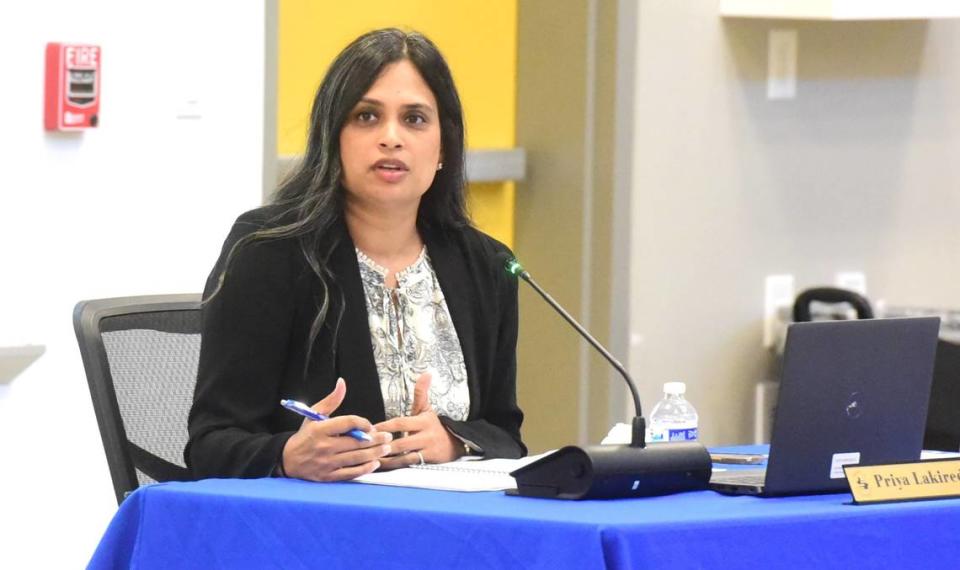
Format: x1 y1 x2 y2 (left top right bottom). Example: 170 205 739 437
626 2 960 446
0 2 265 566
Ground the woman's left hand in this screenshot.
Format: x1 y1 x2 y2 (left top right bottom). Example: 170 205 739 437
374 372 461 469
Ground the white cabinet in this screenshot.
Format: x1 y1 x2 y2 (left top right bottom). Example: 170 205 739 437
720 0 960 21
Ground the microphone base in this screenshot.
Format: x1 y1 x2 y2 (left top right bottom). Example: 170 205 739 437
508 442 712 500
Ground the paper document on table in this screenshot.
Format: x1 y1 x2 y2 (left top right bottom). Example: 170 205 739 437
921 449 960 460
353 451 555 492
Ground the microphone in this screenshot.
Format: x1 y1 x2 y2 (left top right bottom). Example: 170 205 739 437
497 252 712 499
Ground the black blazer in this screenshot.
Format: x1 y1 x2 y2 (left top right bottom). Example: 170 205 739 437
186 206 526 479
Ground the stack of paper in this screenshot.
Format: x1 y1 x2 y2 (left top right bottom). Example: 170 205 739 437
353 452 553 492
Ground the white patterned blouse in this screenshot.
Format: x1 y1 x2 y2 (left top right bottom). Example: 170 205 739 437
355 247 470 421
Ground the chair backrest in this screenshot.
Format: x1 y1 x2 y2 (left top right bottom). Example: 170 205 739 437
74 294 202 504
793 287 874 322
925 339 960 451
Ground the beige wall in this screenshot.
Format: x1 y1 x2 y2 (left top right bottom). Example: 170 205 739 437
516 0 960 452
628 2 960 445
516 0 612 452
515 0 590 452
515 0 629 452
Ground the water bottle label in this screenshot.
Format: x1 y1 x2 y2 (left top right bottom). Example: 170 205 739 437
646 426 698 443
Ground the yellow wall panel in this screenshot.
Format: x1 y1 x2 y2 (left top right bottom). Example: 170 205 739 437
467 182 515 246
278 0 517 246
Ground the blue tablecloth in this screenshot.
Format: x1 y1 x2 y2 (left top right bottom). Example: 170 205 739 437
89 448 960 569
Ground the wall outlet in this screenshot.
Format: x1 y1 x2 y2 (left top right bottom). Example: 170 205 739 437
835 271 867 295
764 274 795 348
767 29 798 100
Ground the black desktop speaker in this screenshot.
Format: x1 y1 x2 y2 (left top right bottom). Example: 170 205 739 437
508 442 712 500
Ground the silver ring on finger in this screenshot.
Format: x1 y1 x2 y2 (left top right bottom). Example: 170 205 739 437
416 451 425 466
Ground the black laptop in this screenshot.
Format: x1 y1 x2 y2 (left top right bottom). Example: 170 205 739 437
710 317 940 496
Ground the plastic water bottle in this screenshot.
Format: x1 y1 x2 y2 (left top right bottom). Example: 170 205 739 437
646 381 699 443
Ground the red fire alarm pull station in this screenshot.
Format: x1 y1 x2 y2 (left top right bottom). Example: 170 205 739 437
44 43 101 131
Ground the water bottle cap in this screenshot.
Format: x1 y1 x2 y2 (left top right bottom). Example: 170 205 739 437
663 381 686 395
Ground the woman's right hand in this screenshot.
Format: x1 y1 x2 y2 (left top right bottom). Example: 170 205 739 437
280 378 393 481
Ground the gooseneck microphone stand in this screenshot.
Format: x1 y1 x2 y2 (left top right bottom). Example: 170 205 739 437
498 253 712 500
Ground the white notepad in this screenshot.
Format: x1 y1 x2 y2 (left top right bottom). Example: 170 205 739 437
353 452 553 492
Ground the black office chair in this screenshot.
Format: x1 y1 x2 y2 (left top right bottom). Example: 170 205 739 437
74 294 201 504
924 339 960 451
792 287 874 322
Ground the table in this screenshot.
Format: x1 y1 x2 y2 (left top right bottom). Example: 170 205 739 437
88 451 960 569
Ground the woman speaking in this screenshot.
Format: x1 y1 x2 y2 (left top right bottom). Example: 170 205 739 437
186 28 526 482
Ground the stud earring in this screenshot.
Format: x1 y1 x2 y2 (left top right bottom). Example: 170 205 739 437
437 162 443 171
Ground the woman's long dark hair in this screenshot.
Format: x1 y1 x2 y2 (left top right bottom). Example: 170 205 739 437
211 28 469 369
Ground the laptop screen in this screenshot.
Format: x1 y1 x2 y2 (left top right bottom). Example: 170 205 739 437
763 317 940 496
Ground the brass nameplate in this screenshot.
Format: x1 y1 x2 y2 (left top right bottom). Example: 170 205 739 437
844 459 960 504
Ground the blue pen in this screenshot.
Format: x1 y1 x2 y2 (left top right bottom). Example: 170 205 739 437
280 399 373 442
